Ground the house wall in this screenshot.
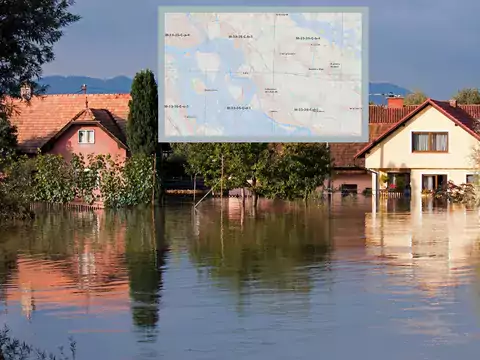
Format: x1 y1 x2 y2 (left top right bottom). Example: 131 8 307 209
331 172 371 194
365 106 478 170
48 124 127 162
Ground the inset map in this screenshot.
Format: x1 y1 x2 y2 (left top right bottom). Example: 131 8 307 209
159 7 368 142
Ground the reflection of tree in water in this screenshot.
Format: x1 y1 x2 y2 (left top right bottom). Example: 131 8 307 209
189 205 332 296
124 207 168 340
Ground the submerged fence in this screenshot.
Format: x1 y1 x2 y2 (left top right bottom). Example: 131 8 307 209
30 201 104 212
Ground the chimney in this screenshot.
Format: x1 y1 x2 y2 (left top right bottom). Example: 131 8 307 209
449 99 457 108
387 96 404 108
20 82 32 101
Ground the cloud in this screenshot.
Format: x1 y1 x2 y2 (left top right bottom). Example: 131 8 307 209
42 0 480 98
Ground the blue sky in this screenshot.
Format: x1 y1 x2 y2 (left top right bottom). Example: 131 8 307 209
42 0 480 99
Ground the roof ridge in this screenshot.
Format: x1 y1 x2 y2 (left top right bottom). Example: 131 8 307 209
38 93 130 97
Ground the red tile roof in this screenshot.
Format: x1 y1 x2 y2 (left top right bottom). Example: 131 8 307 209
354 99 480 159
6 94 130 153
6 95 480 167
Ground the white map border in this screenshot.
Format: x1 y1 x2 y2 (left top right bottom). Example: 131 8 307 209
158 6 369 143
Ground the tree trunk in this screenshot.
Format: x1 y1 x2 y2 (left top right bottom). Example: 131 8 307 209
251 178 258 208
241 187 246 205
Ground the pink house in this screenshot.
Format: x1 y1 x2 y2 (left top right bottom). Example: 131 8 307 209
7 93 131 161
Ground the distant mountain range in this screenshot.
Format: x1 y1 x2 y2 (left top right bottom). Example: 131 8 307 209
39 75 411 105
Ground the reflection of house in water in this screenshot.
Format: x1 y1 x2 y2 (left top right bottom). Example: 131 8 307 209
365 197 480 293
6 212 131 320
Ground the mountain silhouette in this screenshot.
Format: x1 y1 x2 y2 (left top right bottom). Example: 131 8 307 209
39 75 411 104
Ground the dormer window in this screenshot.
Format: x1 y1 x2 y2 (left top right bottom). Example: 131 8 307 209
78 130 95 144
412 132 448 152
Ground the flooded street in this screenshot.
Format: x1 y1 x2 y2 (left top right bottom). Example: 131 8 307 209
1 197 480 359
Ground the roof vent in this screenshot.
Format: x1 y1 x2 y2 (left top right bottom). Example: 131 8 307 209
449 99 457 108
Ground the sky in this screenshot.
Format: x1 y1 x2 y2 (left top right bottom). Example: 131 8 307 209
42 0 480 99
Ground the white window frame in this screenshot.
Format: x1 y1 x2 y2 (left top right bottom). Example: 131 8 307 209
78 130 95 144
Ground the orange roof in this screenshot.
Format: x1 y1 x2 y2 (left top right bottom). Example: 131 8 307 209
6 94 130 153
355 99 480 159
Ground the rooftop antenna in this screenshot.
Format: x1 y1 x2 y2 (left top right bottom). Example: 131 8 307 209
81 84 88 108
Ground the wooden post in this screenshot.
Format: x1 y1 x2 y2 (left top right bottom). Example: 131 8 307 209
152 154 156 206
193 174 197 203
220 153 224 199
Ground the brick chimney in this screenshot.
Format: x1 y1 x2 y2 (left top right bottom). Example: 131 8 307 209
449 99 457 108
387 96 404 108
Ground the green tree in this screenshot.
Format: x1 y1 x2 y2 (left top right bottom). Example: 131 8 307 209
126 70 158 155
172 143 272 204
0 0 80 103
261 143 331 201
222 143 271 204
0 113 18 157
403 90 427 105
175 143 331 202
453 88 480 104
0 0 79 159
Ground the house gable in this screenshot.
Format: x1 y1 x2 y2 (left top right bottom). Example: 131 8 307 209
362 104 479 170
47 122 127 162
6 94 130 154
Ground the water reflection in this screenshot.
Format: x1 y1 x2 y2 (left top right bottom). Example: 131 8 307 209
0 198 480 359
190 200 331 288
366 197 480 344
0 207 167 342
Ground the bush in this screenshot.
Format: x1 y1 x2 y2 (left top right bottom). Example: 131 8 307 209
0 326 76 360
0 153 157 216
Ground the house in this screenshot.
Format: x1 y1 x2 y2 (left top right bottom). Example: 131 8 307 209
354 98 480 196
327 98 417 194
6 93 131 162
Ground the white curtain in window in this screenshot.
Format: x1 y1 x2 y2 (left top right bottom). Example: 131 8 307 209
79 131 85 143
434 134 447 151
414 134 429 151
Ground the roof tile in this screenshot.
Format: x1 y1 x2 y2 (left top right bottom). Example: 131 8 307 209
6 94 130 153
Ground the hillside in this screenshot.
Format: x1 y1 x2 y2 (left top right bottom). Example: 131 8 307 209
39 76 411 104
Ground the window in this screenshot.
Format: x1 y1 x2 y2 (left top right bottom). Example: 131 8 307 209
412 132 448 152
340 184 357 194
78 130 95 144
466 174 476 184
422 174 447 191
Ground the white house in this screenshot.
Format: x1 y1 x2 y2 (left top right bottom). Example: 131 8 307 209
355 98 480 195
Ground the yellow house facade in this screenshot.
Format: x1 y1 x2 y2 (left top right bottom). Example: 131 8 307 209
355 99 480 195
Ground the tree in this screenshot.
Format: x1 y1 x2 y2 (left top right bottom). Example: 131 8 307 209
126 70 159 155
453 88 480 104
222 143 271 205
0 113 18 157
261 143 331 201
175 143 331 203
0 0 79 159
403 90 427 105
172 143 272 205
0 0 80 103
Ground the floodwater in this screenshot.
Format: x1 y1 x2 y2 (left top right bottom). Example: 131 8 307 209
1 196 480 359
